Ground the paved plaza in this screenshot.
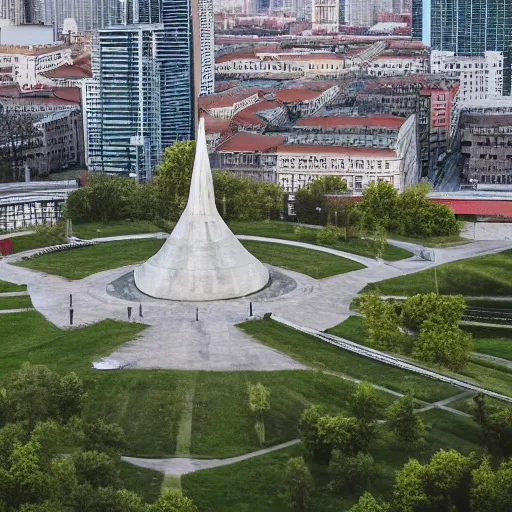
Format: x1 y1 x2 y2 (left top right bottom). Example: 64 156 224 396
1 235 511 371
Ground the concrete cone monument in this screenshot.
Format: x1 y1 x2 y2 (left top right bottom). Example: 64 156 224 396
134 118 270 301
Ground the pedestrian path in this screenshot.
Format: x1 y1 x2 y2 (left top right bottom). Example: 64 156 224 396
122 439 301 477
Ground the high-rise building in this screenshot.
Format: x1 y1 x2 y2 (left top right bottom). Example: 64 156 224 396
0 0 26 24
83 0 215 178
83 26 162 180
45 0 123 39
414 0 512 93
312 0 339 32
24 0 45 23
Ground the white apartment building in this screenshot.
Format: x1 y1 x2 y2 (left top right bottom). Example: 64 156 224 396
431 51 504 103
198 0 215 95
0 44 72 89
348 0 393 27
366 54 429 77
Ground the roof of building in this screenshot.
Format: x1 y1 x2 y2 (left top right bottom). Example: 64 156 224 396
42 62 92 79
233 98 282 126
273 88 323 103
199 87 263 109
297 114 406 129
217 131 285 152
276 145 398 157
0 43 69 56
53 88 81 104
463 114 512 127
203 113 232 134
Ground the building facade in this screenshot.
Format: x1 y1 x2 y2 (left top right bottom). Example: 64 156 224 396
431 50 504 103
312 0 339 33
461 112 512 185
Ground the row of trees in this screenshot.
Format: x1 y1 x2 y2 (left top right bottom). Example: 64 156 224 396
294 179 460 239
0 363 197 512
283 383 426 511
286 392 512 512
360 293 473 371
66 142 283 224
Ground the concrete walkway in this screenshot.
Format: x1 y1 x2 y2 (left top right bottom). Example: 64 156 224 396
0 308 34 314
121 439 301 477
0 291 29 297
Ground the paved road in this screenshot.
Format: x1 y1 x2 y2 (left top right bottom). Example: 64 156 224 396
121 439 301 476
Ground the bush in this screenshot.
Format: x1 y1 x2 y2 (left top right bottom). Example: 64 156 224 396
34 223 67 246
328 450 377 493
316 226 343 245
283 457 314 512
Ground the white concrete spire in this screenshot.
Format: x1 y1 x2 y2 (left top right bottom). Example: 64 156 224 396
134 118 270 301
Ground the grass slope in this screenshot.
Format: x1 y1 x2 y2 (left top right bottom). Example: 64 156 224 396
240 240 364 278
16 239 365 280
15 239 165 279
238 319 460 402
0 280 26 293
183 409 482 512
73 221 163 240
0 295 32 310
463 325 512 361
364 249 512 296
10 232 60 254
230 221 412 261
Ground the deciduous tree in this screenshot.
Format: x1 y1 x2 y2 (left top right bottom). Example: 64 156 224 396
348 492 390 512
328 450 377 493
282 457 314 512
386 395 425 452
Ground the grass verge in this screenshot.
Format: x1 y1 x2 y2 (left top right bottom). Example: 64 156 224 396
73 221 164 240
0 280 26 293
364 249 512 296
230 221 412 261
388 233 470 248
0 295 32 310
240 240 365 278
238 319 460 402
15 238 366 280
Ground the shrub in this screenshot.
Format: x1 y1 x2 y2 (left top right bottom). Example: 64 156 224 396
328 450 377 493
316 226 343 245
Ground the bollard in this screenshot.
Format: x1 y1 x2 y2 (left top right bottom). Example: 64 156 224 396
139 303 143 318
128 306 132 321
69 294 73 308
70 308 74 326
249 301 253 317
196 307 199 322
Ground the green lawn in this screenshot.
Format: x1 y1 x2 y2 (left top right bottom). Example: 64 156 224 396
364 249 512 296
182 408 482 512
15 239 165 280
240 240 365 279
328 316 512 399
15 238 365 280
10 232 62 254
463 325 512 361
0 295 32 310
0 280 26 293
73 221 164 240
238 319 460 402
230 221 412 261
388 233 470 248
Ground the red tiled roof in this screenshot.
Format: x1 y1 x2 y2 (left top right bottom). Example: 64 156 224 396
43 63 92 79
199 87 263 109
297 115 406 130
215 51 255 63
215 81 240 92
217 132 285 153
273 89 322 103
0 85 21 97
233 98 281 127
203 113 232 134
277 145 398 157
53 88 80 104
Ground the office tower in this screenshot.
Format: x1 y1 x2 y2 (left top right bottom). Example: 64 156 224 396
85 26 162 179
0 0 26 24
45 0 124 39
312 0 339 32
198 0 214 95
348 0 376 27
24 0 45 23
427 0 512 94
85 0 215 178
411 0 423 41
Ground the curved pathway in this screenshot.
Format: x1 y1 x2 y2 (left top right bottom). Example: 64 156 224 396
121 439 300 477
